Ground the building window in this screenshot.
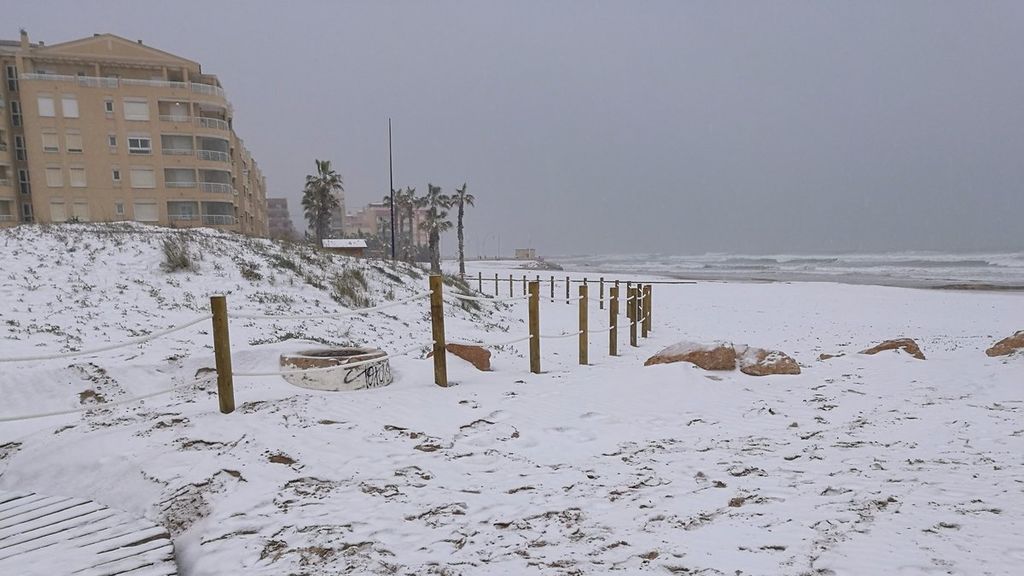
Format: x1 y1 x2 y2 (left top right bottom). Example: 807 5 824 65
66 132 83 153
14 135 26 161
132 201 159 222
115 201 125 216
129 167 156 188
22 203 33 222
50 201 67 222
127 136 152 155
18 169 30 195
104 99 114 115
45 166 64 188
108 134 117 148
37 96 56 118
70 166 87 188
10 100 21 127
42 132 60 153
61 95 79 118
5 65 17 92
123 99 150 121
72 202 90 222
112 168 122 182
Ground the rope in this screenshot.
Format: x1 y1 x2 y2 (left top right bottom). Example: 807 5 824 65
0 315 212 363
450 293 531 303
538 330 584 340
448 334 533 348
0 380 198 423
233 342 430 377
587 326 614 334
228 291 431 320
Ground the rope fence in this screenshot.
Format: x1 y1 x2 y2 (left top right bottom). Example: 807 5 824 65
1 272 663 421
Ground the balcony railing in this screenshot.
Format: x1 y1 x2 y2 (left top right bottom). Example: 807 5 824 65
202 214 236 225
0 214 16 222
20 73 225 98
165 181 197 188
196 117 229 131
162 148 195 156
0 178 13 187
0 142 7 151
168 213 199 222
197 150 230 163
200 182 234 194
158 115 192 123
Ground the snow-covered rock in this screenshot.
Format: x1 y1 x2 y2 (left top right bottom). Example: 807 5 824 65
737 346 801 376
643 341 736 370
860 338 926 360
985 330 1024 357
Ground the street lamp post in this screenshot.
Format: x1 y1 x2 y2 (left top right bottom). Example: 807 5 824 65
388 118 396 261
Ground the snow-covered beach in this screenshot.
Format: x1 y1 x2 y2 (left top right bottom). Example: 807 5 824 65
1 225 1022 575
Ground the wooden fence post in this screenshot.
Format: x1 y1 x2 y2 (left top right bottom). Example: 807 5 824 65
494 273 499 295
529 281 541 374
599 277 605 310
614 280 621 315
578 284 588 365
522 274 527 295
550 275 555 301
210 295 235 414
644 284 652 334
429 275 448 387
609 285 618 356
641 284 649 339
509 274 513 297
477 272 482 292
565 275 570 304
628 286 638 347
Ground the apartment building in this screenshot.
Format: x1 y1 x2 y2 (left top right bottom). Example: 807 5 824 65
267 197 297 240
0 31 267 235
344 201 429 246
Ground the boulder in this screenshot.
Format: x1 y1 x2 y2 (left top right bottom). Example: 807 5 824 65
644 341 736 370
429 343 491 371
818 353 844 361
985 331 1024 357
860 338 926 360
738 346 801 376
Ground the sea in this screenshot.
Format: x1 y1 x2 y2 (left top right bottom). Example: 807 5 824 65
549 252 1024 290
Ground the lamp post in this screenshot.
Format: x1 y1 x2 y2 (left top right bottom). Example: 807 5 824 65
388 118 396 261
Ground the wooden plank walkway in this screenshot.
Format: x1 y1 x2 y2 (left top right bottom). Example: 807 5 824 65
0 490 176 575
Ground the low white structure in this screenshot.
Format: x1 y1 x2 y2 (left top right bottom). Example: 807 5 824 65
322 238 368 257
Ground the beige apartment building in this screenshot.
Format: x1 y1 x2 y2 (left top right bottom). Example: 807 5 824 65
0 31 267 235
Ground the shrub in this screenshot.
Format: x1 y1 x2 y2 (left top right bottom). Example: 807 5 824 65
330 267 370 308
161 236 196 272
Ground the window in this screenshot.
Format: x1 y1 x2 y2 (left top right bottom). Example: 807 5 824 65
108 134 117 148
18 169 30 195
104 99 114 114
10 101 21 127
127 136 152 155
5 65 17 92
70 166 87 187
123 99 150 121
14 135 26 161
72 202 90 222
61 95 79 118
22 203 33 222
38 96 57 117
42 132 59 153
115 201 125 216
129 167 155 188
132 201 159 222
112 168 122 182
50 201 67 222
45 166 63 188
66 132 83 153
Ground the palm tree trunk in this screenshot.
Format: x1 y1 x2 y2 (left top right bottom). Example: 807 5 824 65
457 201 466 276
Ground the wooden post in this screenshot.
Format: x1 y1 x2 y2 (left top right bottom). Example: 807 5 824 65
494 273 499 295
599 277 605 310
615 280 621 315
644 284 652 334
429 275 448 387
609 285 618 356
509 274 513 297
210 295 235 414
628 286 638 347
529 281 541 374
578 284 588 365
550 275 555 301
477 271 482 292
641 284 649 338
522 274 527 295
565 275 570 304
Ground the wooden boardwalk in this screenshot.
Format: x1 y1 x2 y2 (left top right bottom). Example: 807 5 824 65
0 490 176 575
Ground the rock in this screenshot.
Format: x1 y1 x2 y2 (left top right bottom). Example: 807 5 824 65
644 341 736 370
985 331 1024 357
429 343 491 371
860 338 926 360
818 353 844 361
738 346 801 376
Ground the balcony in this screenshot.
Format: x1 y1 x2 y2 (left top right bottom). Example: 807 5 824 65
196 117 229 131
168 213 199 222
197 150 230 163
122 78 189 90
159 114 192 123
0 142 6 152
19 73 225 98
200 182 234 194
162 148 194 156
0 178 12 187
202 214 236 225
165 181 197 188
191 83 225 98
0 214 15 222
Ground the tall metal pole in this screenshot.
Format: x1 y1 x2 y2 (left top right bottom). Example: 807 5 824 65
389 118 396 261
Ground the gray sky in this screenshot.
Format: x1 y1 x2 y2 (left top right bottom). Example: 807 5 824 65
10 1 1024 255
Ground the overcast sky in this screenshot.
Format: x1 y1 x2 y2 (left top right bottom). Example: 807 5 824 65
9 1 1024 255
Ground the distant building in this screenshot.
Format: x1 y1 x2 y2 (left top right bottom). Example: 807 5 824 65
515 248 537 260
0 31 268 235
322 238 366 258
344 201 428 246
267 197 296 240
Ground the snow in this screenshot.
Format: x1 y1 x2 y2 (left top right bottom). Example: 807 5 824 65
2 225 1023 575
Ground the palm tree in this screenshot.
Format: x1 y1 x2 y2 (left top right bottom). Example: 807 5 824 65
452 183 475 276
424 183 452 274
302 159 343 245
